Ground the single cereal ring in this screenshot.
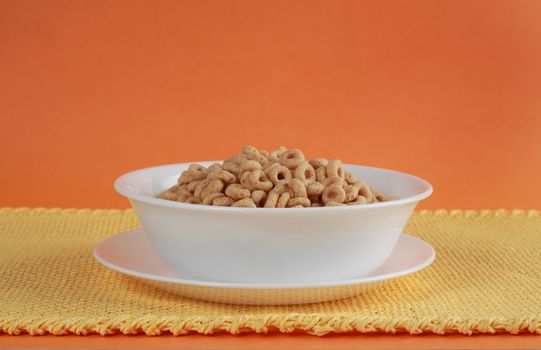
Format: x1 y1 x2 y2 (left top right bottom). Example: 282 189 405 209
371 188 384 202
225 184 251 200
325 201 346 207
292 205 304 208
316 166 327 183
344 185 359 202
178 168 207 185
212 196 235 206
306 182 324 196
266 163 292 185
264 192 279 208
345 171 356 184
200 178 224 199
209 169 236 184
322 184 346 204
294 162 316 183
242 145 268 164
189 163 208 173
156 190 178 201
208 163 222 173
167 184 181 192
240 170 273 192
276 192 291 208
202 192 225 205
326 160 345 179
347 196 367 205
259 149 269 158
251 190 268 207
187 180 202 192
184 196 202 204
279 149 305 169
226 153 248 164
269 146 287 161
353 181 373 202
239 160 262 173
178 184 192 197
231 198 257 208
309 158 329 169
287 178 307 198
193 178 212 198
287 197 311 207
223 161 241 175
323 176 345 188
176 193 190 202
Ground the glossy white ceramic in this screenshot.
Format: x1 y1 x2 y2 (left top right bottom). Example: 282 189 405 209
94 229 435 305
114 162 432 283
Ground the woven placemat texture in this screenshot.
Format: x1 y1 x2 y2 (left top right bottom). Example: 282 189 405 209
0 208 539 336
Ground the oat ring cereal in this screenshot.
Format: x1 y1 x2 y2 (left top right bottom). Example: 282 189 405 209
294 162 316 183
326 160 345 179
156 145 395 207
322 184 346 205
279 149 305 169
241 170 273 192
266 163 292 185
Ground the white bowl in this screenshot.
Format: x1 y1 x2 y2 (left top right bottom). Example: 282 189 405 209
114 162 432 284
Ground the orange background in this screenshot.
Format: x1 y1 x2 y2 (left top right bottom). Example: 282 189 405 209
1 0 541 210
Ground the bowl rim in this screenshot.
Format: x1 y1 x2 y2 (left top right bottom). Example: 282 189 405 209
114 161 433 213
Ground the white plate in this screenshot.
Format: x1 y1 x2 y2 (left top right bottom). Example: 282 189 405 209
94 229 435 305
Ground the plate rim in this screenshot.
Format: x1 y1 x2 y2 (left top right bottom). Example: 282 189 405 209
93 229 435 290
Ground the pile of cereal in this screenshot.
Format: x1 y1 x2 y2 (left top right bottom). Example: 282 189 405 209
157 145 394 208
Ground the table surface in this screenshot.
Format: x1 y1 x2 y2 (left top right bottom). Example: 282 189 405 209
1 334 540 350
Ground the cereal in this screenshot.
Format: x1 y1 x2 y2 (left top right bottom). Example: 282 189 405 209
157 145 393 207
156 190 179 201
185 196 202 204
264 192 280 208
239 160 262 174
316 166 327 183
178 168 207 185
231 198 257 208
202 192 225 205
294 162 316 183
353 181 373 203
276 192 291 208
309 158 329 169
287 197 311 207
251 190 268 207
212 196 235 206
266 163 292 185
242 145 268 164
240 170 273 192
322 184 346 204
345 171 356 185
306 182 324 196
326 160 345 179
200 178 224 199
279 149 305 169
323 176 345 188
287 178 307 198
325 201 346 207
187 180 202 192
225 184 250 200
269 146 287 161
193 178 212 198
347 196 367 205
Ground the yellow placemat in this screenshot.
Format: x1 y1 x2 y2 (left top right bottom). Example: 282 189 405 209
0 208 540 336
